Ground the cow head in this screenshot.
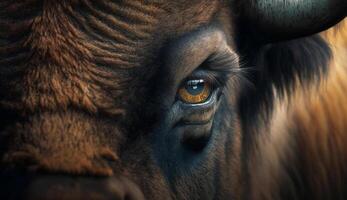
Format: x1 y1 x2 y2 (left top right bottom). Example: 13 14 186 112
0 0 345 199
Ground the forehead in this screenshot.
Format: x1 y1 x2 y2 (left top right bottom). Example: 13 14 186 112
79 0 222 68
69 0 225 87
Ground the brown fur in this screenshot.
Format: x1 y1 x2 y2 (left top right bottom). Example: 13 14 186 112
0 1 226 199
0 0 220 174
0 1 346 199
291 19 347 199
250 19 347 200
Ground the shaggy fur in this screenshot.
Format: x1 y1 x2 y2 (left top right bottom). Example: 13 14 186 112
290 20 347 200
0 0 346 199
248 20 347 200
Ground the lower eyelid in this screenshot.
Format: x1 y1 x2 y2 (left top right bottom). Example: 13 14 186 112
181 110 214 125
179 118 213 126
178 89 220 124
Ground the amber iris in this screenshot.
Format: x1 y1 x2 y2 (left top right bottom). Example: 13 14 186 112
178 79 211 104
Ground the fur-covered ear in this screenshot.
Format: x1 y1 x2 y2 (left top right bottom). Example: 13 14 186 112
234 0 346 42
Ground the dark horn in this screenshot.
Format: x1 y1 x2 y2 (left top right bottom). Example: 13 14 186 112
239 0 347 41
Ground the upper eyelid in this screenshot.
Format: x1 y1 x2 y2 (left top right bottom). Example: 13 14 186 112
163 26 229 83
159 26 240 98
205 45 239 71
182 70 227 88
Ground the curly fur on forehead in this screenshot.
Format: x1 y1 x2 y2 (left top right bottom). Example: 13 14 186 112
0 0 221 115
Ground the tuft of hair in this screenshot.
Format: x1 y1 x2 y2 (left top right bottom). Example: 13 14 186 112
248 19 347 200
288 18 347 200
238 27 331 132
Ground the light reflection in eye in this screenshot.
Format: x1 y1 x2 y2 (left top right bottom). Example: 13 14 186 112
178 79 211 104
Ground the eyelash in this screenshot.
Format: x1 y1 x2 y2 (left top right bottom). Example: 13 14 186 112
175 45 242 105
185 70 223 89
189 53 239 89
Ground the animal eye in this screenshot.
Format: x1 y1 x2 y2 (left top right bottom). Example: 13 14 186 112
178 79 212 104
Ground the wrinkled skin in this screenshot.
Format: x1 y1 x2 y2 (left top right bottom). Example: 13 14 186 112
0 1 345 200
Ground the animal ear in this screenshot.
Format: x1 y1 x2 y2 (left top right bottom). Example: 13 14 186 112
235 0 346 42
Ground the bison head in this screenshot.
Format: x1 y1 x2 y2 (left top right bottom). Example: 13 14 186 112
0 0 345 199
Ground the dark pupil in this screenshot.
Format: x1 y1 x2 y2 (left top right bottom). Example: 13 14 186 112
185 79 205 95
